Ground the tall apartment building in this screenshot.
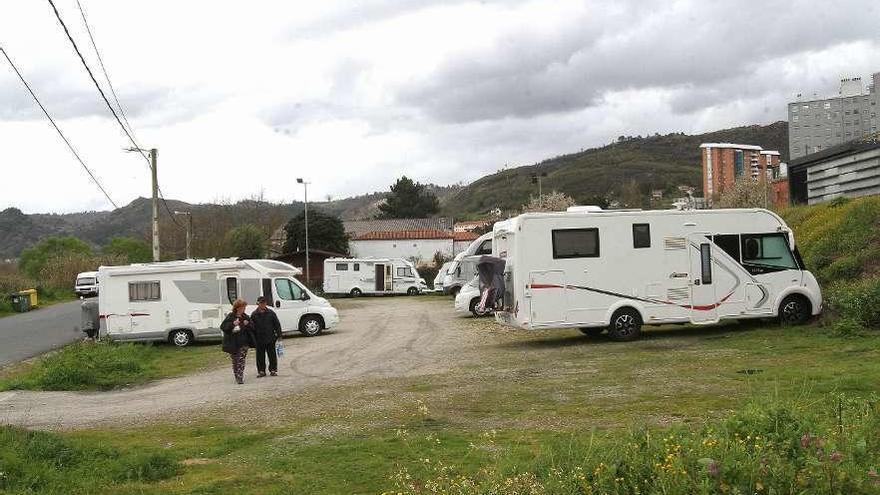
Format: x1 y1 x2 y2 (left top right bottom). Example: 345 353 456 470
700 143 782 204
788 72 879 160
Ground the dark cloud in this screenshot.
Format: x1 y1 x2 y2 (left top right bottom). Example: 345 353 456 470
399 0 880 123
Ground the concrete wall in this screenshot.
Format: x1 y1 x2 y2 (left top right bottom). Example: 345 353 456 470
806 147 880 204
349 239 453 265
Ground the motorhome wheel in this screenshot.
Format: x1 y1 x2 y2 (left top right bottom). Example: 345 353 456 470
407 287 419 296
170 329 193 347
779 294 810 325
579 327 605 338
607 308 642 341
299 316 324 337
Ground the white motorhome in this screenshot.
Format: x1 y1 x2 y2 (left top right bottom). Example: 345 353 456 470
98 259 339 346
323 257 423 296
492 207 822 341
433 261 453 293
443 232 493 295
75 271 99 297
454 276 492 317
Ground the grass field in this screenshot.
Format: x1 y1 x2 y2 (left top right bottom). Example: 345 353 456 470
0 340 228 391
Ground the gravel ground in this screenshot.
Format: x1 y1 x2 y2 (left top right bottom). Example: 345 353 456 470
0 296 476 430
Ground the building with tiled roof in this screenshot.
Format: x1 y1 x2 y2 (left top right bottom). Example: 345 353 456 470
346 218 456 266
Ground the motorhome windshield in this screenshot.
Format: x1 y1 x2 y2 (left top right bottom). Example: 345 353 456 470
76 277 96 285
713 233 799 274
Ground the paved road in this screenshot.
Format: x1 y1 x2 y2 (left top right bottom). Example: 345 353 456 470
0 300 84 367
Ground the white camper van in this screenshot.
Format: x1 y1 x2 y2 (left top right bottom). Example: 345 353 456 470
443 232 493 295
75 271 99 297
323 257 423 296
98 259 339 346
433 261 453 293
492 207 822 341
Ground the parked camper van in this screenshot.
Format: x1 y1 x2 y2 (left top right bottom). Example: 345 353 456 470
97 259 339 346
454 276 492 317
433 261 453 293
492 207 821 341
443 232 493 295
75 271 99 297
323 257 423 296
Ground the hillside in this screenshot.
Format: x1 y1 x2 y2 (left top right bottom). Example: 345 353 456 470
441 121 788 218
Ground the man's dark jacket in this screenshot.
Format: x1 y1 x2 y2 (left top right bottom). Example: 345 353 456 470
250 307 283 345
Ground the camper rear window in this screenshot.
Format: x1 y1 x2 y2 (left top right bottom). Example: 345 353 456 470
552 228 599 259
353 263 360 271
336 263 349 271
128 281 160 302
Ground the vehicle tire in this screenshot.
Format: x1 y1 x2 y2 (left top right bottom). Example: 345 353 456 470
169 329 193 347
407 287 419 296
778 294 811 325
579 327 605 338
350 288 362 297
299 315 324 337
607 308 642 342
469 298 490 317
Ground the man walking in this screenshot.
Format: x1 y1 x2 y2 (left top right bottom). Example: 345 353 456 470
250 296 283 377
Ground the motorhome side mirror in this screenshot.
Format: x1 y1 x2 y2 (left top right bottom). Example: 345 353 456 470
275 300 281 308
300 292 310 301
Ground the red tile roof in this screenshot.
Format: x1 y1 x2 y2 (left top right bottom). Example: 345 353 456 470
453 231 480 241
353 229 454 241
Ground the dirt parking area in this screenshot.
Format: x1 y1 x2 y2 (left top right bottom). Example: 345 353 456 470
0 296 483 429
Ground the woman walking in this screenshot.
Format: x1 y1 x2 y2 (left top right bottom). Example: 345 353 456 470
220 299 254 384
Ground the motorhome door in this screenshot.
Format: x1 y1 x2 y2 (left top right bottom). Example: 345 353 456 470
528 270 566 326
688 234 719 324
375 264 385 291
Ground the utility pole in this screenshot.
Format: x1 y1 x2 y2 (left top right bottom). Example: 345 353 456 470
150 148 159 262
174 211 193 259
297 178 310 286
126 146 160 262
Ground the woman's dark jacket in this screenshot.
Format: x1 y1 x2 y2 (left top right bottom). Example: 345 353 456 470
250 307 283 345
220 311 255 353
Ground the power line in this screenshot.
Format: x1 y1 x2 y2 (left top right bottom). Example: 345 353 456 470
0 45 119 209
48 0 183 227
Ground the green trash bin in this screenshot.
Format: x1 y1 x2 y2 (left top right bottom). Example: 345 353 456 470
9 293 30 313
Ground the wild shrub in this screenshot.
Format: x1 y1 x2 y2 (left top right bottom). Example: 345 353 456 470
826 276 880 328
2 340 158 391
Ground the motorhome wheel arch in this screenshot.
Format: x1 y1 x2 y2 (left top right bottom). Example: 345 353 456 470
97 259 339 346
493 207 821 341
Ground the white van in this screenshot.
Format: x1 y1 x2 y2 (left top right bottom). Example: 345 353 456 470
97 259 339 346
323 257 423 296
75 271 99 297
492 207 822 341
443 232 493 295
433 261 453 293
453 276 492 317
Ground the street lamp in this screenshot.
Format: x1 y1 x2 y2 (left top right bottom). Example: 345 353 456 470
173 211 193 259
296 178 310 285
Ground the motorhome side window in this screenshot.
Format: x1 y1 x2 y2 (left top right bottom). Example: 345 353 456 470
700 243 712 285
128 281 160 302
275 279 303 300
476 239 492 255
353 263 360 271
632 224 650 248
741 234 798 272
712 234 741 261
396 267 414 277
336 263 349 271
552 228 599 259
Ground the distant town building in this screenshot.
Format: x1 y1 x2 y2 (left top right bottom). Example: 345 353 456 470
453 220 490 233
788 133 880 205
453 231 480 254
788 72 879 160
700 143 784 205
650 189 664 200
343 218 455 265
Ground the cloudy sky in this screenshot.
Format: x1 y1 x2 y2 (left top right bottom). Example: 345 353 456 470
1 0 878 213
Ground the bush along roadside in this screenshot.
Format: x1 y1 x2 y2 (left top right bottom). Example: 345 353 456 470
0 340 158 391
383 395 880 495
0 426 179 494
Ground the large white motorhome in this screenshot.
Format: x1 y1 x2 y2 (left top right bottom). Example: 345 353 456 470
323 257 423 296
98 259 339 346
492 207 822 341
443 232 493 295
